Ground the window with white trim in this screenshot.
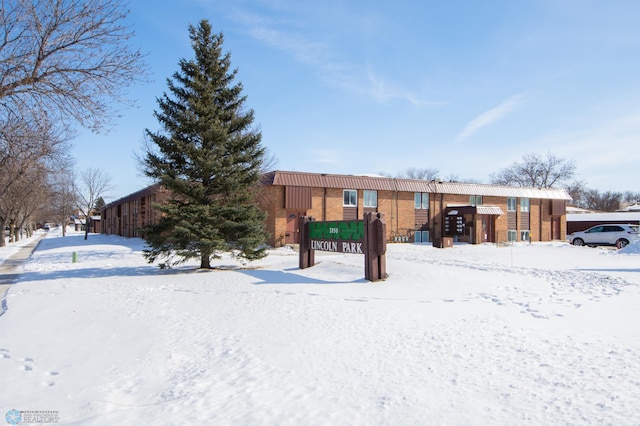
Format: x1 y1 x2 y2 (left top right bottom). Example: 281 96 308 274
364 190 377 208
343 189 357 207
507 197 517 212
414 193 429 209
470 195 483 206
520 198 530 212
520 230 530 241
507 230 517 242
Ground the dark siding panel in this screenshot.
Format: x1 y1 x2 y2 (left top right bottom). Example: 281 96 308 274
285 186 312 210
415 209 429 229
521 212 530 230
550 200 566 215
343 207 358 221
507 212 517 230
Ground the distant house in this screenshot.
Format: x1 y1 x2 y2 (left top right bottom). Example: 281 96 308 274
69 210 102 233
70 215 83 231
90 215 102 234
101 171 572 247
617 203 640 212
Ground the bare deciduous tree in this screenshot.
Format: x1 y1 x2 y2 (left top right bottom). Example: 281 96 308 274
48 161 77 237
259 147 279 174
444 174 483 184
490 152 576 188
564 179 587 208
75 168 112 240
582 189 623 212
621 191 640 204
0 155 48 243
1 116 46 198
0 112 70 245
0 0 147 131
13 164 49 240
398 167 440 181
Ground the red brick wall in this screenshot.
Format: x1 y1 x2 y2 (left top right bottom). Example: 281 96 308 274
106 181 567 247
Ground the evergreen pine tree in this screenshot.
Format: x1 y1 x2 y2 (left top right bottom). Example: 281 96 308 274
93 197 106 214
142 20 269 269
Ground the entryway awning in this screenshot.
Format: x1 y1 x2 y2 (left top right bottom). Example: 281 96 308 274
446 205 504 215
475 206 504 215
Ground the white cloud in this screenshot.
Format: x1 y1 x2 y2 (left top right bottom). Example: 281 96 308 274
230 11 347 77
455 94 525 143
534 110 640 190
308 149 343 165
230 9 433 107
366 68 442 107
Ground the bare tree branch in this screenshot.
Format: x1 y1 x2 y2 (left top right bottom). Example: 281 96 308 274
0 0 148 131
74 167 113 239
490 152 576 189
0 110 72 246
48 165 77 237
397 167 440 181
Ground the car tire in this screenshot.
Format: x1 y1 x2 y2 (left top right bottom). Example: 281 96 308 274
617 239 629 249
572 238 584 246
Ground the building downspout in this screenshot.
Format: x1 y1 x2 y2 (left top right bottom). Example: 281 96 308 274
440 192 444 240
323 187 327 221
539 199 543 242
321 174 327 222
393 178 399 237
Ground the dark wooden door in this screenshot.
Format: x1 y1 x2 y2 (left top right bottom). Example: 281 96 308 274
551 217 561 240
481 215 495 243
286 212 302 244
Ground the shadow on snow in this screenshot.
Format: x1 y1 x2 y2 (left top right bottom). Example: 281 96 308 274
241 268 367 285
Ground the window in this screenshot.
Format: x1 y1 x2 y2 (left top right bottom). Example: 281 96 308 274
470 195 483 206
507 197 517 212
343 189 357 207
364 190 377 208
507 230 517 242
520 230 530 241
604 226 623 232
414 193 429 209
520 198 530 212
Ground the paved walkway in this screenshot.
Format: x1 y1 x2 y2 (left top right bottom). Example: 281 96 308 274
0 235 44 301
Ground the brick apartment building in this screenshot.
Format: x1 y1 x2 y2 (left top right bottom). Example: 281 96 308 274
102 184 170 238
103 170 571 247
258 171 570 247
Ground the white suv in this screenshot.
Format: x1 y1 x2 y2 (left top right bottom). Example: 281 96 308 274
569 224 639 248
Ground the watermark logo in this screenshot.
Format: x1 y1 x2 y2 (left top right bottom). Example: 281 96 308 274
5 410 59 424
5 410 21 425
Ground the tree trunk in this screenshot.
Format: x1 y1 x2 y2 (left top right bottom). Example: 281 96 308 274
0 218 6 247
9 223 16 243
200 252 211 269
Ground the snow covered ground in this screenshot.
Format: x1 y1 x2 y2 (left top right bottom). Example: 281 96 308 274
1 228 639 425
1 234 35 264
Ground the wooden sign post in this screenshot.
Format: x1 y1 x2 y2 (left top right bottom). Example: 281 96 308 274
364 212 387 281
299 212 387 282
299 215 315 269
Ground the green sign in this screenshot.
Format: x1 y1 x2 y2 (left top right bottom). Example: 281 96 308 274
309 220 364 242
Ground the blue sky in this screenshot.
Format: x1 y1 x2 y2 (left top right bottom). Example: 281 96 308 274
74 0 640 200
